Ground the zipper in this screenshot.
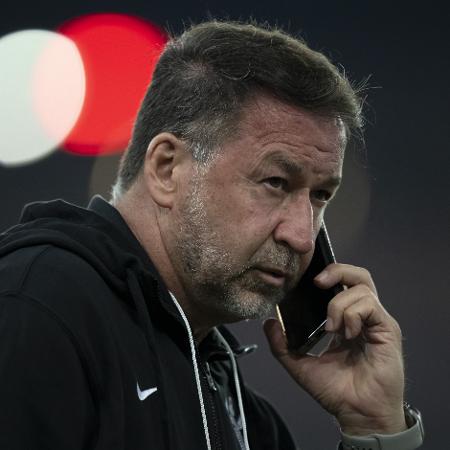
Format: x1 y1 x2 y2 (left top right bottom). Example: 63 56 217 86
200 357 223 450
204 361 218 391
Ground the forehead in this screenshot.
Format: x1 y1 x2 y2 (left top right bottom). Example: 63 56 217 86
218 95 346 173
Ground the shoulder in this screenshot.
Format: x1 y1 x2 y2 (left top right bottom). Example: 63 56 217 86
0 243 116 310
0 244 126 349
0 246 103 385
0 243 130 390
0 244 102 291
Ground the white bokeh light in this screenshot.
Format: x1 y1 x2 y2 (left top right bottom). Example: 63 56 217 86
0 29 85 166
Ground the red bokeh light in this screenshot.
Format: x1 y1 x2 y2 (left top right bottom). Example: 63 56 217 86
59 13 167 156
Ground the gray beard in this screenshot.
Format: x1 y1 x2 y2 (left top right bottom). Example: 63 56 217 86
173 170 300 322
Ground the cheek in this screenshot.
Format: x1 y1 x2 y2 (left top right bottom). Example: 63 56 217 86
213 195 282 262
209 181 277 226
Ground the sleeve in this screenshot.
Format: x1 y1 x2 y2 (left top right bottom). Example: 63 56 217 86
0 293 97 450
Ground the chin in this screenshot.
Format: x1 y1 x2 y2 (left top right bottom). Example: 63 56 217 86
222 290 278 322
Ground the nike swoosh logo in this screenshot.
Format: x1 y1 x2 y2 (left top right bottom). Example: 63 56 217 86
137 382 158 401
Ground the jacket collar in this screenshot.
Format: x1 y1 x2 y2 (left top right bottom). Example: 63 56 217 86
87 195 183 321
88 195 257 361
200 326 258 362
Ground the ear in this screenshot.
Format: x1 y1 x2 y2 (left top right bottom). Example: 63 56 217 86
143 133 192 209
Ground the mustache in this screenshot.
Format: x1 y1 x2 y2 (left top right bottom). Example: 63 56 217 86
244 244 302 278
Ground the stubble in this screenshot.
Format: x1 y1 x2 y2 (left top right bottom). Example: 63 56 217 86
173 167 300 322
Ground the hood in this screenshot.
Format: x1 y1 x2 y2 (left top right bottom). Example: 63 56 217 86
1 197 155 297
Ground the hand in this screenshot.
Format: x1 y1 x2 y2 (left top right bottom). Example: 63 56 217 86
264 263 407 436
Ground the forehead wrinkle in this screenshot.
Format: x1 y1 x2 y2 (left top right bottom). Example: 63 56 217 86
247 126 344 161
241 103 345 151
264 153 303 177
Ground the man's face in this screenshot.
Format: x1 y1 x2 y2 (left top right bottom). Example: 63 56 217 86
171 95 345 323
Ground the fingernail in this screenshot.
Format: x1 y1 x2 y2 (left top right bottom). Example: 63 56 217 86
325 317 334 331
315 271 327 282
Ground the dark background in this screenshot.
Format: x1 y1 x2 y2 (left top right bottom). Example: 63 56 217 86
1 1 448 449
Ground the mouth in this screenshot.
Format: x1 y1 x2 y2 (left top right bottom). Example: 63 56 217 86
253 266 288 287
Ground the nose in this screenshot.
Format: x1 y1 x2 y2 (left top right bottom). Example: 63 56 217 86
273 190 315 255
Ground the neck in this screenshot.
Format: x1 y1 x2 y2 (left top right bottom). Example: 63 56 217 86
113 184 214 344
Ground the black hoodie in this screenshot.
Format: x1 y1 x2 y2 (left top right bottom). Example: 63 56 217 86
0 196 297 450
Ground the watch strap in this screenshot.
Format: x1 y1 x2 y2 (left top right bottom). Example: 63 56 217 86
340 404 424 450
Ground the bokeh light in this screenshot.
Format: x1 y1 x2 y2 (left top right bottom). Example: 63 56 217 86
59 13 167 156
0 30 85 166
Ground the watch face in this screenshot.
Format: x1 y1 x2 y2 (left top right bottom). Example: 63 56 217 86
405 405 425 439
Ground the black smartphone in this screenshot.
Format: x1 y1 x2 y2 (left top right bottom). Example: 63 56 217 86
276 223 344 355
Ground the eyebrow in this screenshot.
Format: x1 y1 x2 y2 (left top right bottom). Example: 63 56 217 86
270 155 303 177
267 155 342 188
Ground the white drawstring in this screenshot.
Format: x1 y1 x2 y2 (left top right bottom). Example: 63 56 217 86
168 292 250 450
215 329 250 450
168 292 212 450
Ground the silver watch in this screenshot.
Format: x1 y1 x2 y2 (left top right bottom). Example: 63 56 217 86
340 403 424 450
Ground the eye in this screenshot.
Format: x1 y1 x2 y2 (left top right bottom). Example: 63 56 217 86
312 190 332 203
263 177 288 191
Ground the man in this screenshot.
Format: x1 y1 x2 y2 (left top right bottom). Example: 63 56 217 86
0 21 423 449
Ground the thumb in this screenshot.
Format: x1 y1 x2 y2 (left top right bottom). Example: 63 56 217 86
263 317 288 358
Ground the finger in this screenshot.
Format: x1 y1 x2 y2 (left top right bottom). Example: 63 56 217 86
263 318 288 358
341 295 386 339
325 284 379 332
315 263 378 295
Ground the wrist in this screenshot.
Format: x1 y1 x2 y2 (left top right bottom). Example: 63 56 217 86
338 405 407 436
340 403 424 450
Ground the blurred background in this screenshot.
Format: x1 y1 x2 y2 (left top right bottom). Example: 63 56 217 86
1 1 448 449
